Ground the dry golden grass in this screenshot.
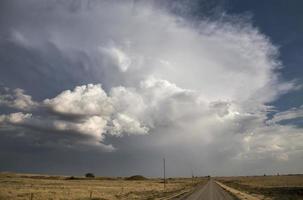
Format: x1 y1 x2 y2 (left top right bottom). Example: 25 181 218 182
0 172 206 200
217 175 303 187
217 175 303 200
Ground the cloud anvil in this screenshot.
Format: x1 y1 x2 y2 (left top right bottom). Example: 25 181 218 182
0 0 302 176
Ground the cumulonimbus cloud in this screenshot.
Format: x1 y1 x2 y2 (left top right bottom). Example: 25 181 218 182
1 76 303 159
0 0 302 165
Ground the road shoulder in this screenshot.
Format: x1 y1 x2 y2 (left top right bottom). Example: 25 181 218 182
215 181 271 200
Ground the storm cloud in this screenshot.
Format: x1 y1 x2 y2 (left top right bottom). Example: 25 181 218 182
0 0 302 176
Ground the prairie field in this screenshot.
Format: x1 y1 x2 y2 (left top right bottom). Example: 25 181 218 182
217 175 303 200
0 173 205 200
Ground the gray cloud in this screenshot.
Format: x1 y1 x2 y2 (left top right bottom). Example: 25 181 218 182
0 0 302 176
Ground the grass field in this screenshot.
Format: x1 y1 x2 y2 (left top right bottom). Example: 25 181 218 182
217 175 303 200
0 172 206 200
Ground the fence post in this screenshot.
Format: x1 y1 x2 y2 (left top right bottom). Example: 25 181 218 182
89 191 93 199
29 193 34 200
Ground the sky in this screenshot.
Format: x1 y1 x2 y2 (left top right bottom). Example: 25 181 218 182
0 0 303 177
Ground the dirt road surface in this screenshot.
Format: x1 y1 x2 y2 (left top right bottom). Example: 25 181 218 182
177 179 235 200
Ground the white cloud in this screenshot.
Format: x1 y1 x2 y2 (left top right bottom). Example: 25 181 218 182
110 86 146 119
0 112 32 124
0 88 37 111
236 124 303 161
269 105 303 124
0 83 150 147
43 84 113 117
53 116 108 139
1 77 302 160
0 81 302 175
100 46 132 72
111 113 149 136
1 0 302 170
8 0 296 104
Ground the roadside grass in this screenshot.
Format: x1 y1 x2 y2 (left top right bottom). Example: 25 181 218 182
225 190 240 200
219 186 240 200
0 172 206 200
216 175 303 200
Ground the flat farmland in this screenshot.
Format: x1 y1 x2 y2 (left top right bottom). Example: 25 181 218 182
0 173 205 200
217 175 303 200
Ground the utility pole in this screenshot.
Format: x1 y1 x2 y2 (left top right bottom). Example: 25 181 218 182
163 158 166 190
191 169 194 184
